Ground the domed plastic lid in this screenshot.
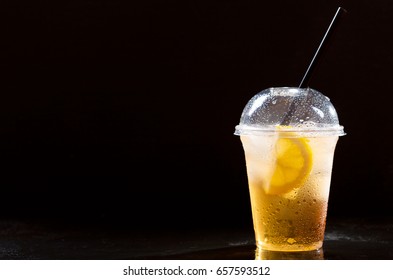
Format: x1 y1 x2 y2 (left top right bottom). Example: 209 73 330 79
234 87 345 136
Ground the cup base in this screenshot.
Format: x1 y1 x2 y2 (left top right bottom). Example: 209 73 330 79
256 240 323 252
255 247 324 260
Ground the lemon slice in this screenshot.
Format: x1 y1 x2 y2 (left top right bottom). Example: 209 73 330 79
266 135 313 195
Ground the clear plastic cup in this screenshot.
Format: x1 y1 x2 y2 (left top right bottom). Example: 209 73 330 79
234 87 344 252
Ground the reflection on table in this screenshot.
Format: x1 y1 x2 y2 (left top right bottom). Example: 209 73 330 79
255 248 324 260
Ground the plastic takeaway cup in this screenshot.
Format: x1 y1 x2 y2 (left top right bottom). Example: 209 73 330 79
234 87 345 252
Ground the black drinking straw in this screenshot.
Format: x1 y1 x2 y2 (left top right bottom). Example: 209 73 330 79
299 7 346 88
280 7 346 126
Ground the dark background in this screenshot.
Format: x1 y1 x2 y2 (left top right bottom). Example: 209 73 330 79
0 0 392 231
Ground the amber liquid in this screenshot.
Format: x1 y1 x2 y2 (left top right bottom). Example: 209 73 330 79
242 135 338 251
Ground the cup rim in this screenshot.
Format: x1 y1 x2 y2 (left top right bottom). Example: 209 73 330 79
234 124 345 137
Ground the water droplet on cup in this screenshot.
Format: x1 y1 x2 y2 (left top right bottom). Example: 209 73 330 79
287 238 297 244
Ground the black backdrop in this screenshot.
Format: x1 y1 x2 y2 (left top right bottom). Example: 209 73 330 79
0 0 392 230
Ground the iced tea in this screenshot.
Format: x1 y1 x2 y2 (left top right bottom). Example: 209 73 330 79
241 133 338 251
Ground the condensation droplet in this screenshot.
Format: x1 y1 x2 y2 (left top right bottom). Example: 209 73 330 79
287 238 297 244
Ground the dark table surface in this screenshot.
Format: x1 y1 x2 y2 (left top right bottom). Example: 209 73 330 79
1 217 392 260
